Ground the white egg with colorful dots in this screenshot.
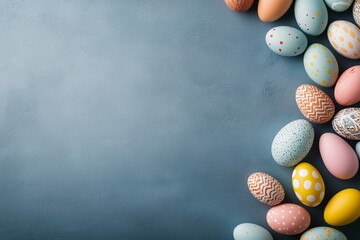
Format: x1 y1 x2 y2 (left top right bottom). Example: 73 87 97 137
303 43 339 87
266 26 308 57
295 0 328 36
328 20 360 59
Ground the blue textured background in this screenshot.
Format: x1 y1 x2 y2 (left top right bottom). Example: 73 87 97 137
0 1 358 239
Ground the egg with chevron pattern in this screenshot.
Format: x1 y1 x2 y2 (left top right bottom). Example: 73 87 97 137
296 84 335 124
247 172 285 206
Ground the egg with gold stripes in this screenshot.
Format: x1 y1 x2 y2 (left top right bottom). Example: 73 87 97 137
300 226 347 240
328 20 360 59
303 43 339 87
292 162 325 207
296 84 335 124
332 107 360 140
248 172 285 206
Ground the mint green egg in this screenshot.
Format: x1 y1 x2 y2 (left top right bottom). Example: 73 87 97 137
301 226 347 239
233 223 273 240
324 0 353 12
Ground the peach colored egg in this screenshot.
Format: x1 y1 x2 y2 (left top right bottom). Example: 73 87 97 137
334 65 360 106
319 133 359 179
266 203 311 235
296 84 335 124
224 0 254 12
258 0 293 22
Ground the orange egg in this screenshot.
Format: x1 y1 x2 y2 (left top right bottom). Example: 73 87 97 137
258 0 293 22
224 0 254 12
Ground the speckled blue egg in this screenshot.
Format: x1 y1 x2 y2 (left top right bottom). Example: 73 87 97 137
303 43 339 87
271 119 314 167
300 226 347 240
233 223 273 240
265 26 308 57
295 0 328 36
324 0 353 12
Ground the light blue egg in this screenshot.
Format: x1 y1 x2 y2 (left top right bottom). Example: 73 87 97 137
295 0 328 36
265 26 308 57
303 43 339 87
356 142 360 158
324 0 353 12
271 119 314 167
233 223 273 240
300 226 347 240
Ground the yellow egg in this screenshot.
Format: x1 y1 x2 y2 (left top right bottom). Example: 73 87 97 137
292 162 325 207
324 188 360 226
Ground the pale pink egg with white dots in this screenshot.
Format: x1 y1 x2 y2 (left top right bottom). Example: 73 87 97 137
266 203 311 235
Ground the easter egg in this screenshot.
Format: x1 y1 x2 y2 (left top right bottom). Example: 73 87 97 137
272 119 314 167
295 84 335 124
303 43 339 87
324 188 360 226
353 0 360 27
334 65 360 106
266 203 311 235
292 162 325 207
258 0 293 22
356 141 360 158
294 0 328 36
224 0 254 12
319 133 359 179
233 223 273 240
248 172 285 206
328 20 360 59
332 108 360 140
324 0 353 12
265 26 308 57
300 226 347 240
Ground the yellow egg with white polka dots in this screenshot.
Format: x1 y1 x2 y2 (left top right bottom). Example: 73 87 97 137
292 162 325 207
303 43 339 87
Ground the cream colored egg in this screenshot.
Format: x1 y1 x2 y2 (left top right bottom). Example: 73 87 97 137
328 20 360 59
292 162 325 207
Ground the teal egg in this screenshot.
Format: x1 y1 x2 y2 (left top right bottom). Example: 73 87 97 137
295 0 328 36
324 0 353 12
300 226 347 240
265 26 308 57
271 119 314 167
303 43 339 87
233 223 273 240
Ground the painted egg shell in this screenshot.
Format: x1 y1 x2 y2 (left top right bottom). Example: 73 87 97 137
258 0 293 22
319 133 359 179
294 0 328 36
324 0 353 12
332 107 360 140
334 65 360 106
266 203 311 235
356 141 360 158
353 0 360 27
328 20 360 59
233 223 273 240
248 172 285 206
324 188 360 226
303 43 339 87
296 84 335 123
300 226 347 240
224 0 254 12
272 119 314 167
266 26 308 57
292 162 325 207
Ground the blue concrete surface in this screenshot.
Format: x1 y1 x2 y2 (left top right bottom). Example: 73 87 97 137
0 1 358 239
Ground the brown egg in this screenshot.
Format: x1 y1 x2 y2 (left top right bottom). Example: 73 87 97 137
258 0 293 22
224 0 254 12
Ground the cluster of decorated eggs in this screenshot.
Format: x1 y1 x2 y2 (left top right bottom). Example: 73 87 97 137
224 0 360 239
